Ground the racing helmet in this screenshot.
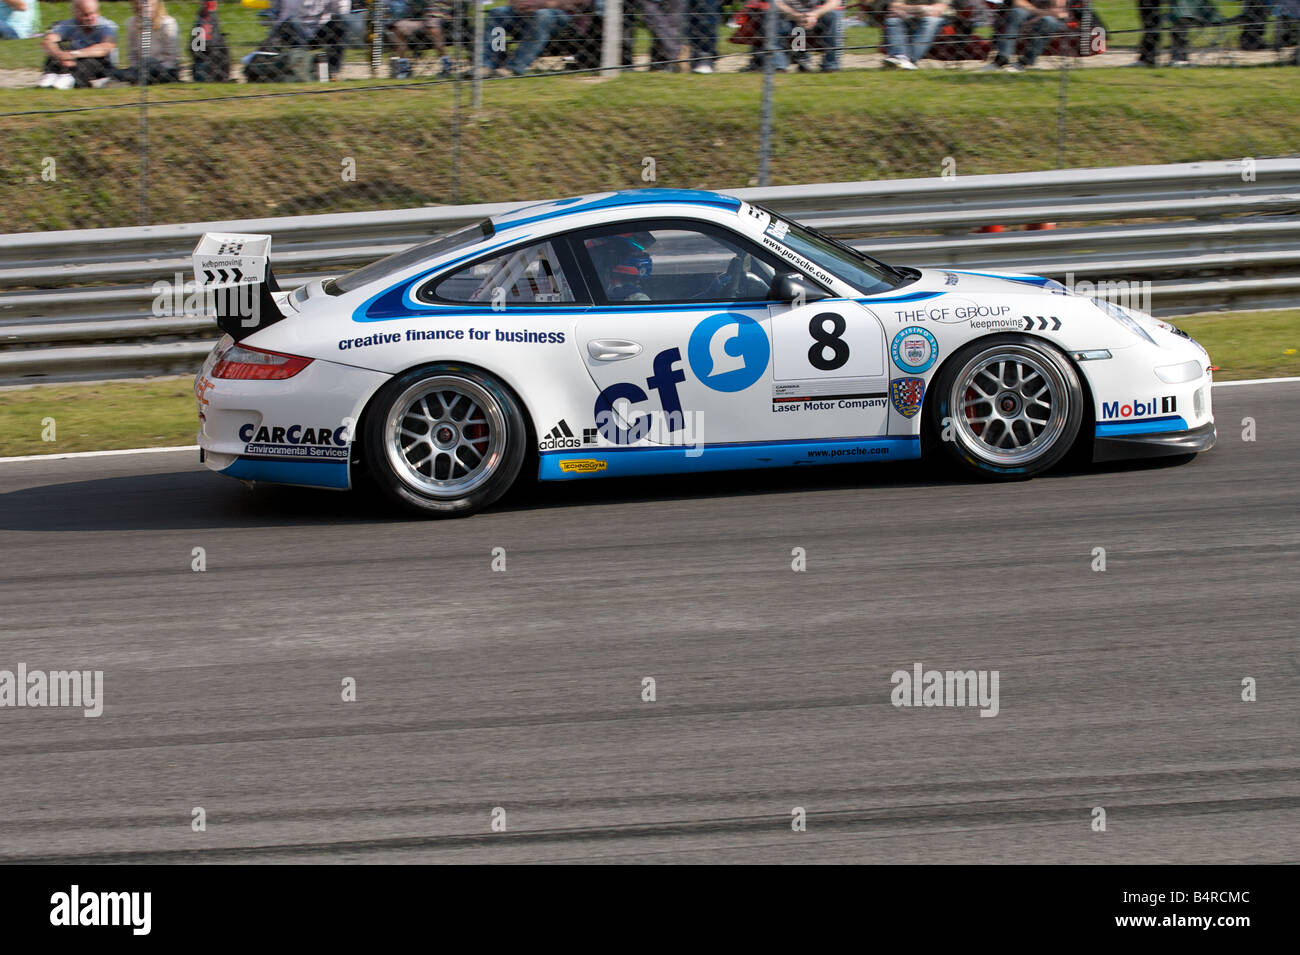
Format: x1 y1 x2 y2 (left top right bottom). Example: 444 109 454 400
587 234 653 290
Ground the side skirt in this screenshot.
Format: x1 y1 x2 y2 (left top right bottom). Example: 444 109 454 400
539 436 921 480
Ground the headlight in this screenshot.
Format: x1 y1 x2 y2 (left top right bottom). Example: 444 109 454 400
1094 298 1157 345
1155 359 1204 384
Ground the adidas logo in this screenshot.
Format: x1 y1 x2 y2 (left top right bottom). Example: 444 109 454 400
538 419 597 451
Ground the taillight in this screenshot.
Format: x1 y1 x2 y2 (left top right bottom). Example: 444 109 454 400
211 341 313 380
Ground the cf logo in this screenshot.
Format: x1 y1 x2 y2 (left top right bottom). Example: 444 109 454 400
687 312 770 392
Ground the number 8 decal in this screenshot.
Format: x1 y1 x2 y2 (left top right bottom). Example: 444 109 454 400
808 312 849 371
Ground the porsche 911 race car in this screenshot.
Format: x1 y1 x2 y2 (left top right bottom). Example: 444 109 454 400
191 188 1216 516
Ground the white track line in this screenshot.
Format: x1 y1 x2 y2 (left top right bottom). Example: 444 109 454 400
1 377 1297 465
0 445 198 464
1213 376 1300 387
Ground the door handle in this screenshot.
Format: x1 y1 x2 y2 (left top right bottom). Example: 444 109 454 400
587 339 643 361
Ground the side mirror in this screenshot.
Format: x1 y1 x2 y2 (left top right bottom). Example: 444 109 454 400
774 272 829 304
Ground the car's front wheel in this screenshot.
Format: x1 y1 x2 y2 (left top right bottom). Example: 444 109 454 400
364 364 527 517
928 336 1083 479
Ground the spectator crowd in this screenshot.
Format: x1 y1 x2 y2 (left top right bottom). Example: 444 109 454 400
2 0 1297 87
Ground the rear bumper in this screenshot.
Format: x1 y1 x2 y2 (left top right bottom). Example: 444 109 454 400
194 339 388 491
1093 420 1217 463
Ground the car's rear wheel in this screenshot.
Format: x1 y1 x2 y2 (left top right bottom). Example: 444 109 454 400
928 336 1083 479
365 364 526 517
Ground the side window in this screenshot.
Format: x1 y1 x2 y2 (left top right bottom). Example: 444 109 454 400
577 225 781 305
426 240 577 305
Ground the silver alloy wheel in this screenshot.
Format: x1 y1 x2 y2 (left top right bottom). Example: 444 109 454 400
950 345 1070 467
383 376 506 497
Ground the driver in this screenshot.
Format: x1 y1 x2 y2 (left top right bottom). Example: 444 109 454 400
587 234 653 302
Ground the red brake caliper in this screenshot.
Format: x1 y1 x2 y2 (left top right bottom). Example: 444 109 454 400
463 423 489 452
964 386 983 436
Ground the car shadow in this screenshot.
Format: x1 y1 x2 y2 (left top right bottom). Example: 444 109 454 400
0 454 1199 534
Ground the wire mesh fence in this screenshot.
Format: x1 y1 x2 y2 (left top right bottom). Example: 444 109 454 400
1 0 1297 233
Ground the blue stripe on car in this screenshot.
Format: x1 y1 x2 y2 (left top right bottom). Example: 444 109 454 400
538 436 921 480
949 270 1052 287
492 190 742 231
1095 416 1189 437
855 291 944 304
221 456 350 489
357 299 775 322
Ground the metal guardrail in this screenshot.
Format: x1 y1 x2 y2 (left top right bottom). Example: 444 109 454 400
2 159 1298 383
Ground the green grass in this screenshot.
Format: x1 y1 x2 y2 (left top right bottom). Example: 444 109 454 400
1 308 1294 457
0 377 197 455
1176 309 1300 382
1090 0 1143 37
1 1 1288 232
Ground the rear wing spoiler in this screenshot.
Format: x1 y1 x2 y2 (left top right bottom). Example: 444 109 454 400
192 232 286 341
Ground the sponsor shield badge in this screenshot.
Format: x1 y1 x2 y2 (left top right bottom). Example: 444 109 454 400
890 377 925 419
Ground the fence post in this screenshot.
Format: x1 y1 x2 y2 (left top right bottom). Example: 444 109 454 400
473 0 485 107
757 0 777 186
1056 59 1068 170
452 51 463 203
372 0 385 77
602 0 624 78
139 24 151 226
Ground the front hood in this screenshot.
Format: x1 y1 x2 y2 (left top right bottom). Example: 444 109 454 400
902 267 1069 298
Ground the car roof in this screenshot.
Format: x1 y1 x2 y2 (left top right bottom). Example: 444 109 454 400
489 189 743 234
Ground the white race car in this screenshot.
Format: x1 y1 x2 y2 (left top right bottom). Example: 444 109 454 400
192 189 1216 516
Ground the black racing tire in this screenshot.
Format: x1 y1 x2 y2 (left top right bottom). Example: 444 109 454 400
927 334 1084 480
363 363 527 517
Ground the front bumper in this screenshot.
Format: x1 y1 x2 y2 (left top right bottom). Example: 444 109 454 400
1093 420 1217 463
1084 319 1216 464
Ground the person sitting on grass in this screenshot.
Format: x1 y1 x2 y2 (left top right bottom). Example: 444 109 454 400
745 0 844 72
269 0 349 80
1134 0 1190 67
388 0 451 76
783 0 844 72
477 0 593 77
983 0 1066 72
642 0 684 71
883 0 950 69
0 0 41 40
1277 0 1300 65
684 0 720 72
38 0 117 89
115 0 181 84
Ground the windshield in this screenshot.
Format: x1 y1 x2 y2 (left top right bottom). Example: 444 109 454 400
758 206 905 296
325 220 491 295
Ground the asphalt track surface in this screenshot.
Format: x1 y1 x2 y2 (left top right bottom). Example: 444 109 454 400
0 381 1296 864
